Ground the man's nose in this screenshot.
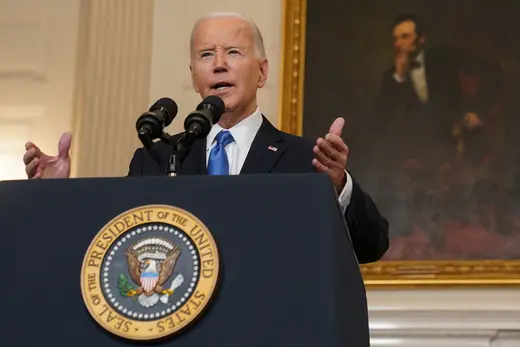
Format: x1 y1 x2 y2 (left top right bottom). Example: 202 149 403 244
213 51 228 72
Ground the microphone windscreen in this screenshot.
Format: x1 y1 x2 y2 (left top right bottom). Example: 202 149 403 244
150 97 178 125
200 95 225 115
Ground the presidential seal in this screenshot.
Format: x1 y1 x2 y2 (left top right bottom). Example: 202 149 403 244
80 205 219 341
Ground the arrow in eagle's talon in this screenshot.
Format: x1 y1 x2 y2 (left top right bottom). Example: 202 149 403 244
159 274 184 304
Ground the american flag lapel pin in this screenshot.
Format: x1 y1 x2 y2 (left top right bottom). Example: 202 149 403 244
268 145 278 152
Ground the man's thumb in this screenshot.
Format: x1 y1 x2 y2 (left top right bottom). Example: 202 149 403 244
329 117 345 136
58 132 72 159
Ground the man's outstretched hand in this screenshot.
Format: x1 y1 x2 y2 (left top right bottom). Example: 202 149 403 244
312 117 349 193
23 132 72 179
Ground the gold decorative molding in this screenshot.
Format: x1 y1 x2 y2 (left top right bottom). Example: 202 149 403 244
362 260 520 288
280 0 520 287
277 0 306 136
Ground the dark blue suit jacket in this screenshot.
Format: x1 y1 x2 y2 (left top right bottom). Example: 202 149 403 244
128 116 389 263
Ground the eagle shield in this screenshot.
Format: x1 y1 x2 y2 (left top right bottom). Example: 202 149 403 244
141 270 159 293
124 236 182 307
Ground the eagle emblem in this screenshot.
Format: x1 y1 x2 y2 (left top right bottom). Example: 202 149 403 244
119 237 184 308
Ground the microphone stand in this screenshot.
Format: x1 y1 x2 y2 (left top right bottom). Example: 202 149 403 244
162 127 199 177
166 124 201 176
140 117 206 177
167 148 180 177
159 133 181 177
138 129 180 176
139 130 200 177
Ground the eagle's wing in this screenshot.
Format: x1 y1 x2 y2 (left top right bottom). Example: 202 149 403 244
125 249 141 285
158 246 181 285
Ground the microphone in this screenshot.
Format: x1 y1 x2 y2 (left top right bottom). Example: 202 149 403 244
184 95 225 138
136 97 178 140
167 96 225 176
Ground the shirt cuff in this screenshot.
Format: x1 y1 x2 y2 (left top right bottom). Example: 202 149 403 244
338 170 353 213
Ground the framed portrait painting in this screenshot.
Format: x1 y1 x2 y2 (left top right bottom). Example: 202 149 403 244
279 0 520 287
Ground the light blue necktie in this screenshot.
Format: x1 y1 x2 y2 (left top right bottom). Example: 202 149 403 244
208 130 235 175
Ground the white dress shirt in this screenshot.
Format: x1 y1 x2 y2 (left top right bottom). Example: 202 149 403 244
205 107 354 212
393 51 429 104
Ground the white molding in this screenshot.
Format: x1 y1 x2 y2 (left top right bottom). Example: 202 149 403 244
370 310 520 330
370 331 520 347
367 289 520 346
367 289 520 311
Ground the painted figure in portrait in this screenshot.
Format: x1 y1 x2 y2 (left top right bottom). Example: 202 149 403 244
286 0 520 269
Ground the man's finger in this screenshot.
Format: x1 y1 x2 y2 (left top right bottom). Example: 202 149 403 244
58 132 72 159
23 147 40 165
314 146 335 168
25 157 40 178
316 138 339 161
328 117 345 137
325 133 349 153
25 141 38 151
312 158 329 173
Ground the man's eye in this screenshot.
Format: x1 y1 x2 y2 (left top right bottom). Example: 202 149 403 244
200 52 212 58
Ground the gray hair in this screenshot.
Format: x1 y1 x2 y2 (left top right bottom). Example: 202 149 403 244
189 12 267 59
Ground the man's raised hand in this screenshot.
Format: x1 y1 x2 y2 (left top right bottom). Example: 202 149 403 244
23 132 72 179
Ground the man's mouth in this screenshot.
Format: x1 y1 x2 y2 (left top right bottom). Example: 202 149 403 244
211 82 235 91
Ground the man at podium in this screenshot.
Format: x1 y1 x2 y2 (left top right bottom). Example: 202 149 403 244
22 12 389 264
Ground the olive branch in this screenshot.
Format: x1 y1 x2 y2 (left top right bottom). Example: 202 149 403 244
118 273 136 297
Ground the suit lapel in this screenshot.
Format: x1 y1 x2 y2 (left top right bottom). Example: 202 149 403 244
176 116 286 175
240 116 286 174
178 138 207 175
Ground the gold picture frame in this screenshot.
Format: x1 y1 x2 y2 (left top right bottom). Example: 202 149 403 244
278 0 520 287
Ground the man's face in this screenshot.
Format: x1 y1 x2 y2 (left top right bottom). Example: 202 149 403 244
393 20 424 55
190 17 268 114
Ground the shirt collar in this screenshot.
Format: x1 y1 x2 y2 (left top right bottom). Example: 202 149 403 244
416 51 425 64
206 106 263 153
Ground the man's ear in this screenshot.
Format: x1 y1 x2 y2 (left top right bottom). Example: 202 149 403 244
190 64 200 93
257 58 268 89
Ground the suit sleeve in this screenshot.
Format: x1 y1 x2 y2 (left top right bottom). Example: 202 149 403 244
344 176 389 264
127 149 144 177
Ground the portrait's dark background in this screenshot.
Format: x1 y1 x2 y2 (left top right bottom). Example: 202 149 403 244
302 0 520 260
